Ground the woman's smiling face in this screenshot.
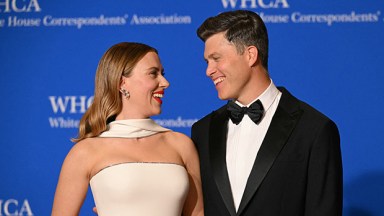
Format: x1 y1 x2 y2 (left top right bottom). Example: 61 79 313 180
121 51 170 118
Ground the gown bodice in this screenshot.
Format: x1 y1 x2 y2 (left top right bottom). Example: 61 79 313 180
90 162 189 216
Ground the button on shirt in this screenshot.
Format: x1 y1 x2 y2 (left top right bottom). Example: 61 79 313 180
226 81 281 211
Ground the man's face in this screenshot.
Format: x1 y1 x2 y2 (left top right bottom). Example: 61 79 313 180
204 32 252 101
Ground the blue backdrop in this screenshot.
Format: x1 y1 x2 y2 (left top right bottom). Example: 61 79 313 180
1 0 383 215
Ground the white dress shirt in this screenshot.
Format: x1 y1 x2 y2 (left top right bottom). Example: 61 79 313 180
226 80 282 211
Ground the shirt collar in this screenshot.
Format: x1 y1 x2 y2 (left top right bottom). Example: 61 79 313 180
235 79 280 113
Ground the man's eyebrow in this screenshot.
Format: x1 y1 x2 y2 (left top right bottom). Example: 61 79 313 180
205 52 219 60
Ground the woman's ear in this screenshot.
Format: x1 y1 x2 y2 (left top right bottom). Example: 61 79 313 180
120 76 126 89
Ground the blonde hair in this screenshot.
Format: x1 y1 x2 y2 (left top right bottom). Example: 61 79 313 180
73 42 158 142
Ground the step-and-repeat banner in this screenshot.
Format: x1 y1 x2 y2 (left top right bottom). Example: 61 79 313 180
1 0 383 215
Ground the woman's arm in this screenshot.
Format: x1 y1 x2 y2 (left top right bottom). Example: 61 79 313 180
174 133 204 216
51 140 93 216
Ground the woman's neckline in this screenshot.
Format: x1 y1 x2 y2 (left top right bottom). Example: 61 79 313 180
90 161 185 180
98 118 170 138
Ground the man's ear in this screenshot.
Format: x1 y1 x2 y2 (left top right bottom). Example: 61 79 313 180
246 46 258 67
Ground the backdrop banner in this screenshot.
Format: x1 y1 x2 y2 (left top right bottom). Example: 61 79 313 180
1 0 383 215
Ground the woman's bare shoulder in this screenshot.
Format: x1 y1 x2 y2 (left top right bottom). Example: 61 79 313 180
66 138 104 161
163 131 193 144
162 131 196 155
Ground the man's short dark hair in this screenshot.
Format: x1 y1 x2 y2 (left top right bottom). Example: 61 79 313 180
197 10 269 70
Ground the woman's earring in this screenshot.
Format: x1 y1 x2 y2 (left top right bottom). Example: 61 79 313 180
120 88 130 99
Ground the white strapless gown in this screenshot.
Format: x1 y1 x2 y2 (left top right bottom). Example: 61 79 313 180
90 162 189 216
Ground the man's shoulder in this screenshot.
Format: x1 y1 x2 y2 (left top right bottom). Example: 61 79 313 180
192 104 227 128
279 86 335 124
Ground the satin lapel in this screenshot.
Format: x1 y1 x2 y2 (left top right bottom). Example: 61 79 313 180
237 88 303 215
209 107 237 216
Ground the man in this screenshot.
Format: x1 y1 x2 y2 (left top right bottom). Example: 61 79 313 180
191 10 342 216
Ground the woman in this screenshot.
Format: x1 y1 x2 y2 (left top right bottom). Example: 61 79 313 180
51 42 204 216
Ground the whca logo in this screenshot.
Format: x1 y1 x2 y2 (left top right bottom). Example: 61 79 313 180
49 96 94 114
0 199 33 216
0 0 41 13
221 0 289 9
48 96 94 128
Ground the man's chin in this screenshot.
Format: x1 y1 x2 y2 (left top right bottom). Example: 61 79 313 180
218 93 231 101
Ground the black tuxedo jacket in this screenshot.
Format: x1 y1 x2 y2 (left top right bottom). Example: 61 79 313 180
191 87 342 216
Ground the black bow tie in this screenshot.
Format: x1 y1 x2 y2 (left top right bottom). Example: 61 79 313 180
227 100 264 125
